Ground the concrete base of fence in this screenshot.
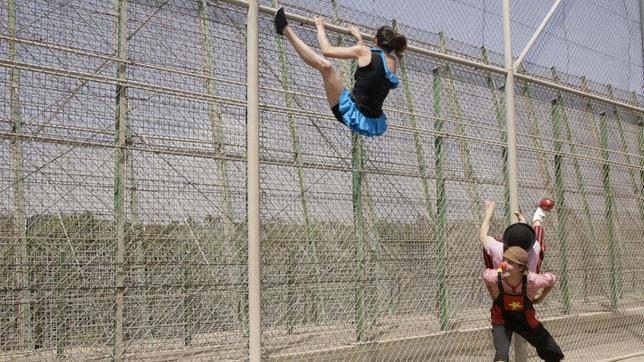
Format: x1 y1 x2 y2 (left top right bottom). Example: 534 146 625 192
2 306 643 361
268 308 644 361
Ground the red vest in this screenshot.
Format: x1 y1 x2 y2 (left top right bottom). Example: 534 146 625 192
491 271 540 330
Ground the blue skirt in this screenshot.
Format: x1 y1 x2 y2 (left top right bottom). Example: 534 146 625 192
334 89 387 137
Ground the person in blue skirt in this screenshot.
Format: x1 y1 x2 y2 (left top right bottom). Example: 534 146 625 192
274 7 406 137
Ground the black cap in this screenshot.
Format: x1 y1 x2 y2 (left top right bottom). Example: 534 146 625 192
502 223 536 251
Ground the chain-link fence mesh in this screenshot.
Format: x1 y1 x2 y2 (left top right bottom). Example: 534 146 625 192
1 0 642 360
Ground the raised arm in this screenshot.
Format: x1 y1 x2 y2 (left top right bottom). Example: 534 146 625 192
479 201 496 250
315 18 370 60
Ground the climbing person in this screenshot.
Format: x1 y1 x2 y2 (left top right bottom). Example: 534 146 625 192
480 199 554 274
482 246 564 362
274 7 406 136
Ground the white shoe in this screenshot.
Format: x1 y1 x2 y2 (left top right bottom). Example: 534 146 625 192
533 198 554 223
533 207 547 223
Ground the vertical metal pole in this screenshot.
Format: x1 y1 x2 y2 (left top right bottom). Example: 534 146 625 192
640 0 644 65
552 68 582 314
432 68 448 331
246 0 261 360
129 124 147 337
363 187 382 329
501 0 519 222
575 77 602 301
274 17 298 329
606 85 636 295
183 222 193 346
482 47 511 224
126 68 144 343
56 214 74 358
630 93 644 223
124 44 142 336
271 0 320 331
196 0 242 329
8 0 33 350
635 91 644 320
550 96 570 314
352 135 366 342
56 241 66 357
607 86 641 219
329 0 366 342
599 112 620 311
501 1 526 360
113 0 128 359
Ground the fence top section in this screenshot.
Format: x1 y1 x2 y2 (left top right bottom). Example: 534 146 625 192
217 0 643 114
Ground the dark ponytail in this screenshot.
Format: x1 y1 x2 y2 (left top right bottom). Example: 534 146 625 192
375 26 407 57
392 33 407 57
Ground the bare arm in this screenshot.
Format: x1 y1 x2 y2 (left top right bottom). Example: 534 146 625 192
315 18 369 60
529 272 556 289
479 201 496 250
348 25 363 45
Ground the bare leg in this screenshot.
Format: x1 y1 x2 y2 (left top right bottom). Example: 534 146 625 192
283 26 345 107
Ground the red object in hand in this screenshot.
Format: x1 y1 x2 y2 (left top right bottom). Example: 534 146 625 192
539 198 555 211
499 261 508 270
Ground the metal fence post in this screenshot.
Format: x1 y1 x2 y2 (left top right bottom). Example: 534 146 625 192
482 47 510 224
271 0 321 332
501 1 526 360
431 67 449 331
8 0 33 351
550 95 570 314
640 0 644 65
329 0 367 342
630 93 644 223
196 0 243 331
247 0 261 360
599 112 620 311
607 85 641 222
113 0 128 359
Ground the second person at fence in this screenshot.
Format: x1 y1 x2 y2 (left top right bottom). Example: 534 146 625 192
482 246 565 362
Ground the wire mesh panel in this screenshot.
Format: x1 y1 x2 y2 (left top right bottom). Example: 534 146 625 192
255 1 643 361
1 0 248 360
0 0 642 361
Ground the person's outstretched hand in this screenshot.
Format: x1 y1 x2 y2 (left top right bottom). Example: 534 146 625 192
348 25 362 41
484 200 496 218
314 17 326 29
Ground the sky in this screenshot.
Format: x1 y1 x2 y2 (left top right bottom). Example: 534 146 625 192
328 0 643 95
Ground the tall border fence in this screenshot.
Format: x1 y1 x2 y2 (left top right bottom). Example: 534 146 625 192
1 0 643 361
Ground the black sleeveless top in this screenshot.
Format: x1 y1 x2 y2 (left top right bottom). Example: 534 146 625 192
350 50 393 118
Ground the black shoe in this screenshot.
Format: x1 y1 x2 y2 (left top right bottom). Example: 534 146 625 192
274 7 288 35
